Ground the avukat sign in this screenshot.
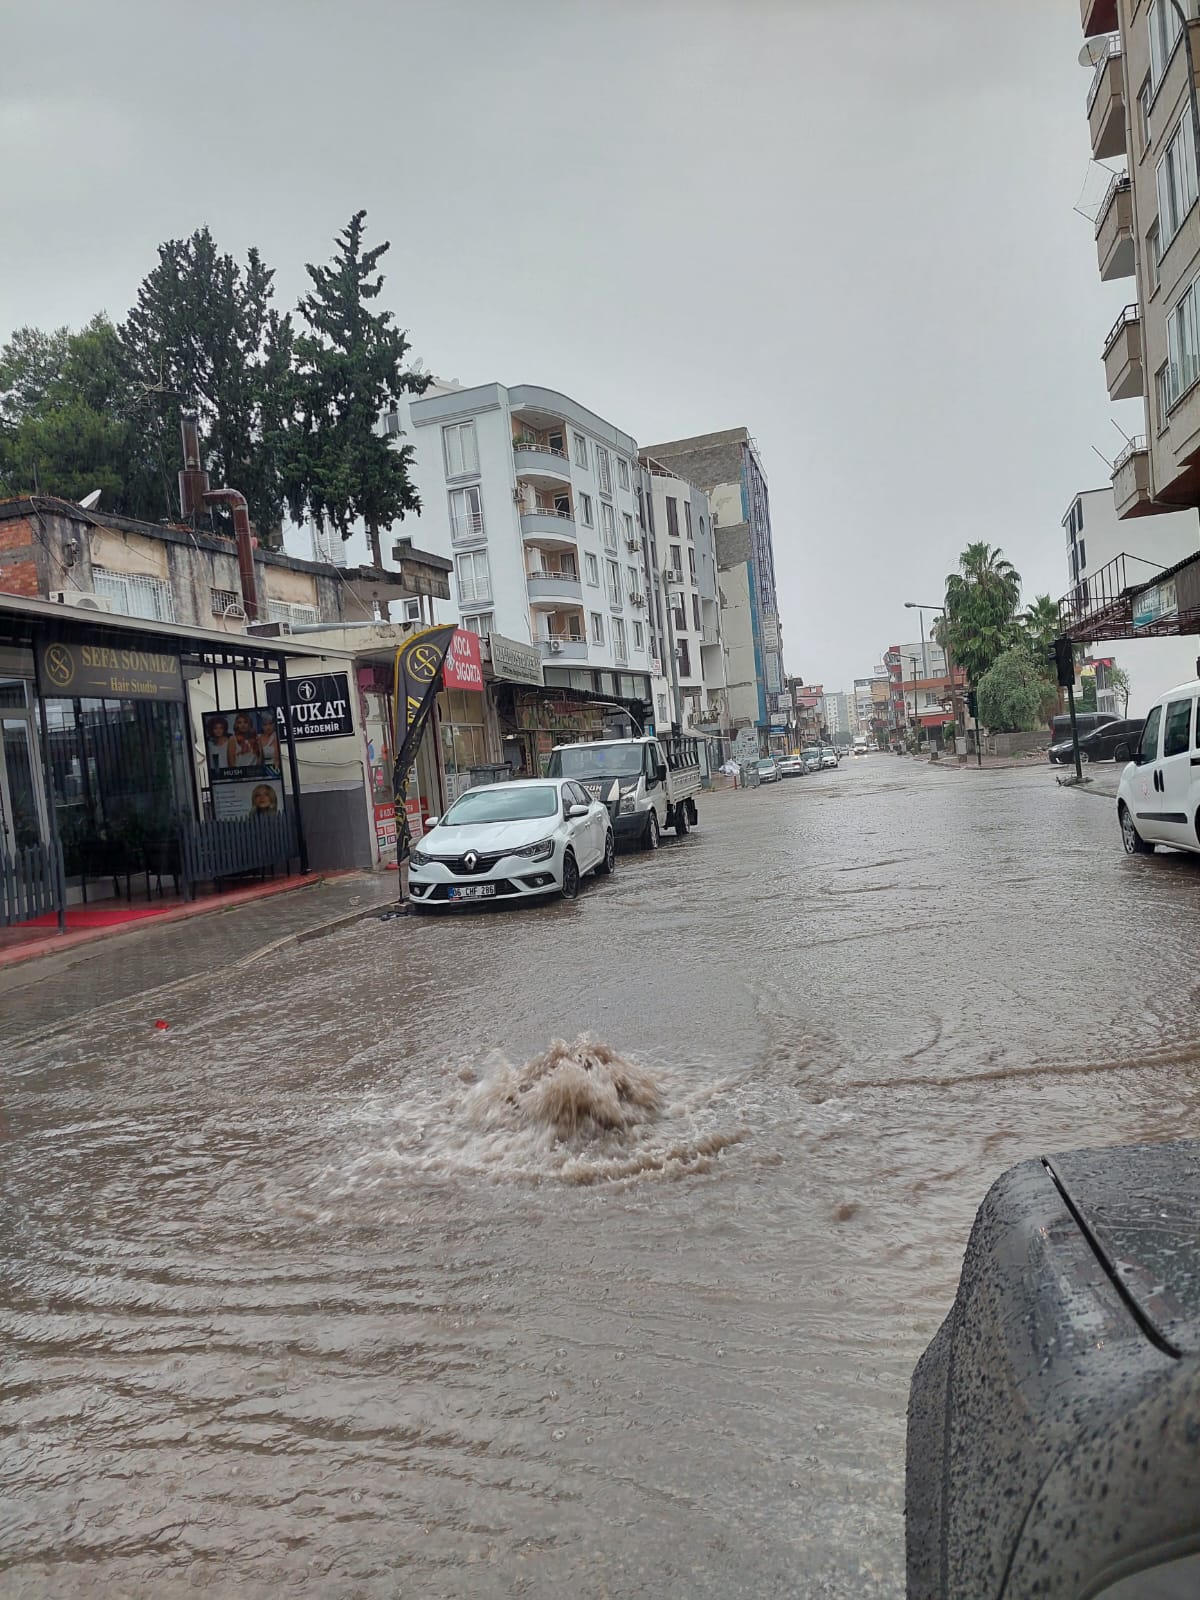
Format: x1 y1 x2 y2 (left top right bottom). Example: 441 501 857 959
391 624 459 810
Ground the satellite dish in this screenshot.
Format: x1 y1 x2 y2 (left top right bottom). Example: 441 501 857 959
78 489 102 510
1078 37 1112 68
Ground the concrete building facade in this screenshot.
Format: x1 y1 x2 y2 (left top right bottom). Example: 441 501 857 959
638 428 784 748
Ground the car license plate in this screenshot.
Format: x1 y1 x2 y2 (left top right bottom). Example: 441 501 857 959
447 884 496 900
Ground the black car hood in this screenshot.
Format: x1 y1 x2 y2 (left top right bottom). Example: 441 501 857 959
1045 1140 1200 1356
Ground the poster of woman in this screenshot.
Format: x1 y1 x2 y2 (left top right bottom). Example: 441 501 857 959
201 711 283 780
211 776 285 820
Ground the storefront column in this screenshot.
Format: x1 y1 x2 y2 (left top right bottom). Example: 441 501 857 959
30 647 66 931
274 652 310 875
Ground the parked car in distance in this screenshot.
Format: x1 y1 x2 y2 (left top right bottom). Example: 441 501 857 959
408 778 614 907
1047 710 1118 760
777 755 805 777
819 747 839 769
755 757 781 784
801 746 822 773
907 1138 1200 1599
836 745 850 757
1047 716 1145 766
1118 677 1200 856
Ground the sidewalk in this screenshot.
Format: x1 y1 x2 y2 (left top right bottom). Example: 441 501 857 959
0 870 398 1053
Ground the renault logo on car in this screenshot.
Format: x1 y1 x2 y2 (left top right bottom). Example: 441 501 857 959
465 851 478 871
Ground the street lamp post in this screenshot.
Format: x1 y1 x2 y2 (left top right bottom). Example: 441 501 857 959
908 654 920 750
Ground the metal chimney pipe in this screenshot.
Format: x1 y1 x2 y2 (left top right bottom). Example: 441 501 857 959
203 487 259 621
178 409 210 520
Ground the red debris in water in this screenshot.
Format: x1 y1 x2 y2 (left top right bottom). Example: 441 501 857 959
154 1020 169 1031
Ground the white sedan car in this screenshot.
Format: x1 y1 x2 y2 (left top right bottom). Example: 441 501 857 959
408 778 614 907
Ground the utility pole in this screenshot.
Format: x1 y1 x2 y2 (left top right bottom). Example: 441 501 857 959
909 654 920 750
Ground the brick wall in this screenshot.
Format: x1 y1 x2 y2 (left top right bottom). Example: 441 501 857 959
0 515 43 597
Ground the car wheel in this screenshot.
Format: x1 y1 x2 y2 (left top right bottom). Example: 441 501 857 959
1113 743 1130 762
674 804 690 836
1119 802 1154 855
561 849 580 898
596 830 615 875
1079 751 1090 764
644 812 660 851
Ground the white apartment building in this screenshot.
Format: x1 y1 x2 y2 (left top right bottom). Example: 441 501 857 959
406 383 655 713
640 457 729 736
1062 484 1200 709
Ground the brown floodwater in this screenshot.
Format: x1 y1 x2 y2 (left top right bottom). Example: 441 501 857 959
4 759 1200 1597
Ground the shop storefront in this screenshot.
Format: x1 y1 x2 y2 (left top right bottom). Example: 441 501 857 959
0 595 355 933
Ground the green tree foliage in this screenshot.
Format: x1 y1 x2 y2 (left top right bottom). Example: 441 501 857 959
122 227 295 542
291 210 430 567
0 316 164 514
977 647 1060 732
1106 664 1132 715
1019 594 1062 668
939 542 1023 686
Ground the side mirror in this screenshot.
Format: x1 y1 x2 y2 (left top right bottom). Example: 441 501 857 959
568 803 590 818
424 816 439 829
655 763 668 784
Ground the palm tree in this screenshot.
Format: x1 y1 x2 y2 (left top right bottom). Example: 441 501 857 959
1020 594 1061 666
942 543 1023 688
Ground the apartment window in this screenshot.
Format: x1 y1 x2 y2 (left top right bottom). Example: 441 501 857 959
633 620 645 650
596 446 612 495
698 514 705 539
585 552 599 585
1156 104 1198 248
442 420 478 478
684 501 693 540
621 511 635 547
668 543 682 577
692 593 701 632
573 432 588 468
590 611 605 645
687 546 697 582
1157 360 1173 429
455 548 492 605
605 559 621 607
612 617 627 661
600 500 617 548
674 595 686 632
1150 0 1186 89
449 484 485 544
1140 76 1153 150
616 456 630 490
210 587 239 615
266 599 319 626
579 492 594 527
1165 275 1200 406
678 639 691 678
1149 221 1163 290
460 611 494 637
627 565 640 597
1078 538 1087 571
665 496 680 538
92 566 176 622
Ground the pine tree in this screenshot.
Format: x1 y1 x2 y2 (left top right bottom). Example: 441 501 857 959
121 229 295 543
291 210 430 568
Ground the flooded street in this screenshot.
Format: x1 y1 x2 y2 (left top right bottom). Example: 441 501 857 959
4 758 1200 1598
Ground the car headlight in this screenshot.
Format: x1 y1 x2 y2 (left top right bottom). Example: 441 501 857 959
511 838 555 862
409 848 430 868
619 786 637 814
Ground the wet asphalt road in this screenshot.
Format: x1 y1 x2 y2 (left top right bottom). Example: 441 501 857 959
4 756 1200 1598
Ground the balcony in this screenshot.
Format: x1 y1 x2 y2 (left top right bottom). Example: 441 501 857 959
1080 0 1117 37
1103 305 1144 400
1095 173 1133 281
1087 35 1125 161
699 627 721 648
513 441 571 484
538 634 588 661
526 570 583 606
520 507 577 549
1112 436 1154 517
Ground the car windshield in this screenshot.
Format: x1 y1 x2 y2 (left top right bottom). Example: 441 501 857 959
440 785 559 824
757 759 775 769
554 745 644 778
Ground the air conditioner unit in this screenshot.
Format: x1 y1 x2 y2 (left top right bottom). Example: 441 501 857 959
550 638 563 653
664 570 683 586
50 590 116 612
403 598 422 622
626 537 641 552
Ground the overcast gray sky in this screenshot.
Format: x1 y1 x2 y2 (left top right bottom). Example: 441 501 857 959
2 0 1135 689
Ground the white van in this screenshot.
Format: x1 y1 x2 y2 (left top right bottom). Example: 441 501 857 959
1116 678 1200 855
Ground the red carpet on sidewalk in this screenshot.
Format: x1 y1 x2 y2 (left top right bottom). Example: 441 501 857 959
20 904 177 930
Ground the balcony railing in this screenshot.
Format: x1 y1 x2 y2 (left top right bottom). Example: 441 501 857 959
513 441 568 461
1086 32 1121 115
1112 434 1147 474
450 515 486 546
1103 303 1140 356
1057 549 1171 640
